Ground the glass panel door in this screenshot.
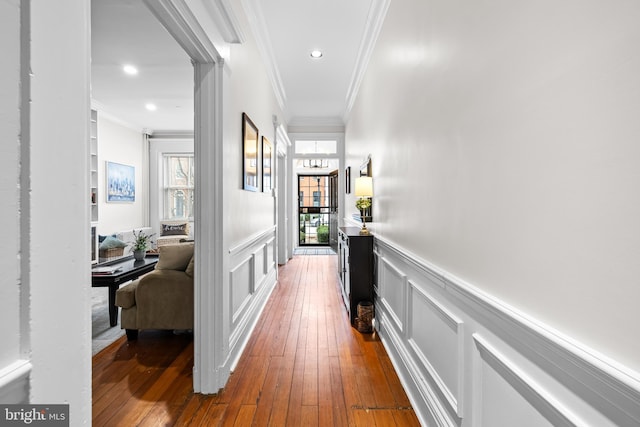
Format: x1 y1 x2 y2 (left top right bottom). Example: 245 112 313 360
298 175 330 246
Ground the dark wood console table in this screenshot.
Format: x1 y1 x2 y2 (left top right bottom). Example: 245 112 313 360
337 227 374 325
92 256 158 326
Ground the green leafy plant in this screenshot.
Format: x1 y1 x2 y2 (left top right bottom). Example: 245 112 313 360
131 229 156 252
317 225 329 244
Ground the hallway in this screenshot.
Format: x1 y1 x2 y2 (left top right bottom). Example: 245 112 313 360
92 255 420 426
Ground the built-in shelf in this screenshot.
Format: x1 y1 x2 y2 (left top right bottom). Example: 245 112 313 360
90 109 99 264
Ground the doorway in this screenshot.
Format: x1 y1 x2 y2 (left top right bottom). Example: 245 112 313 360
297 170 338 248
298 174 330 246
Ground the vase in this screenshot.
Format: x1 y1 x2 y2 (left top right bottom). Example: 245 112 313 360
133 249 146 261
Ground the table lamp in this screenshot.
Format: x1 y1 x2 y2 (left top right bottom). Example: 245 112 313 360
355 176 373 235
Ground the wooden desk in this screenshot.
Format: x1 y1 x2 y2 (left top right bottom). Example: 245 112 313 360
92 256 158 326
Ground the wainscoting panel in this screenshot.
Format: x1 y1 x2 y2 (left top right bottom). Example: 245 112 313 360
227 227 278 369
229 255 253 325
379 257 407 333
253 246 265 292
373 237 640 427
473 334 583 427
408 282 464 418
265 237 275 274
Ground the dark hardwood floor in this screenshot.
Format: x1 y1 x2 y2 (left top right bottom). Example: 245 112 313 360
92 255 421 426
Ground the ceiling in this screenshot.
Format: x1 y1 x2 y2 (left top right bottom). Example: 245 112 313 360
91 0 193 132
91 0 380 132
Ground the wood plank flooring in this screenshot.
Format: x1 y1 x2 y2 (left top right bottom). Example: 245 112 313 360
93 255 420 426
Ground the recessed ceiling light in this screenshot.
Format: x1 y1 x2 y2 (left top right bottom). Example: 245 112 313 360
145 103 157 111
123 64 138 75
310 50 323 59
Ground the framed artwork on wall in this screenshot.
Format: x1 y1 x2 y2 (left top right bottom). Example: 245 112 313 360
345 166 351 194
106 161 135 202
242 112 259 192
262 136 272 193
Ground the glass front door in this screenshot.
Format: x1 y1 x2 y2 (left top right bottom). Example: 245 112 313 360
298 175 330 246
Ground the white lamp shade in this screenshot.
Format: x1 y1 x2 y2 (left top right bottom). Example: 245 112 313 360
355 176 373 197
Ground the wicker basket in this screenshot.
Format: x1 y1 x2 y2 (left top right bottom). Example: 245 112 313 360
99 247 124 259
355 301 374 333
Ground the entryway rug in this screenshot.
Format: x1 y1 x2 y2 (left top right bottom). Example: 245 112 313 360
293 247 336 256
92 287 125 355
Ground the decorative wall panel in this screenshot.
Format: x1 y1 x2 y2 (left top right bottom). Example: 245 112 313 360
373 236 640 427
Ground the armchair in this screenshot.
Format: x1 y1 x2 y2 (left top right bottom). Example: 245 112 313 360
115 243 194 340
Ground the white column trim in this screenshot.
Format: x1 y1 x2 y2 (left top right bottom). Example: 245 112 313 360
144 0 227 394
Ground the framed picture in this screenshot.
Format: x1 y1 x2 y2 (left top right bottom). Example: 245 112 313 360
262 136 273 192
106 161 135 202
242 113 259 192
360 155 371 177
345 166 351 194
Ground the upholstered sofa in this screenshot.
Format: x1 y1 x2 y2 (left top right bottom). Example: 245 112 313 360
156 221 193 247
115 243 194 340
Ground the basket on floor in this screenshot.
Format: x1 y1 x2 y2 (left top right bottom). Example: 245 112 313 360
355 301 374 333
99 247 124 259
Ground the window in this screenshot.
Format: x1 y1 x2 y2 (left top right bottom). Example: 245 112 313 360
294 140 337 155
164 154 194 220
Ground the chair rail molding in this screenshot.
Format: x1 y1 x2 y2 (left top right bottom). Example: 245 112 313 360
0 360 31 403
373 235 640 427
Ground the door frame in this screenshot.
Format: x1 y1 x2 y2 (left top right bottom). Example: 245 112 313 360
287 133 346 252
144 0 227 393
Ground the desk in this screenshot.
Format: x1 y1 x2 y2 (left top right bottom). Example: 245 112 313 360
92 256 159 326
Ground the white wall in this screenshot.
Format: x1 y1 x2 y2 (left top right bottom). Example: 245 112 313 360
0 0 28 403
346 0 640 375
345 0 640 424
97 114 147 235
29 0 92 423
224 0 282 247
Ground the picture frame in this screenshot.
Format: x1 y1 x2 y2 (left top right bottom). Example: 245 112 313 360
242 113 259 191
345 166 351 194
360 155 371 177
106 161 135 202
262 136 273 193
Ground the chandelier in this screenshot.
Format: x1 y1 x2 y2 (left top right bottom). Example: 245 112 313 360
302 159 328 168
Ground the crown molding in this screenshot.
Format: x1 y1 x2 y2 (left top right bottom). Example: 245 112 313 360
241 0 287 112
91 100 144 133
343 0 390 122
287 116 345 133
206 0 246 43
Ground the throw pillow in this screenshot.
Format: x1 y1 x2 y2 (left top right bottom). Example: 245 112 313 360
185 256 195 278
156 243 194 271
161 222 188 236
98 234 116 243
99 235 127 250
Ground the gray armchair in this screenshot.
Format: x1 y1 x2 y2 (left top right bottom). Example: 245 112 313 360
115 243 194 340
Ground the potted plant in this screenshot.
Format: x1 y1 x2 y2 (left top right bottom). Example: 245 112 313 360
131 229 155 261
